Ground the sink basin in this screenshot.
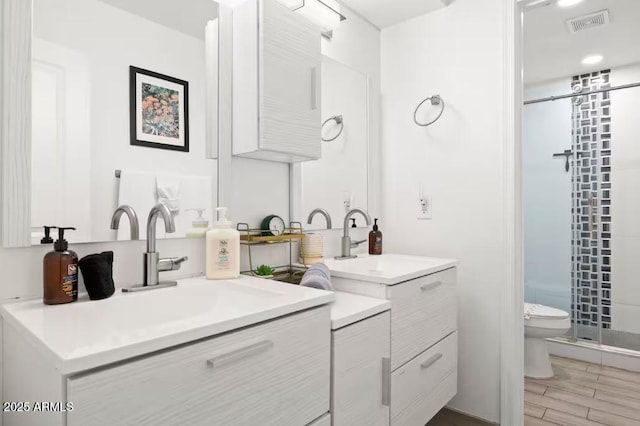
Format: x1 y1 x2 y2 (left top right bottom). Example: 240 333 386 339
324 254 458 285
0 275 334 374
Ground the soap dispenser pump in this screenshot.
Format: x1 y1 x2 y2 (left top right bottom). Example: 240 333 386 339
368 218 382 255
41 225 56 244
186 208 209 238
43 227 78 305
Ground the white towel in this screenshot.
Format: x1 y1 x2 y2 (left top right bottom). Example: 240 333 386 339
156 174 182 213
116 170 156 241
116 171 213 240
172 175 214 238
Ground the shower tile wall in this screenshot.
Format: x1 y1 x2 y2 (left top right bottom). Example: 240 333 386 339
571 69 612 329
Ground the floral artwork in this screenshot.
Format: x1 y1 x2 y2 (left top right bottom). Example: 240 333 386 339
141 83 180 138
130 66 189 152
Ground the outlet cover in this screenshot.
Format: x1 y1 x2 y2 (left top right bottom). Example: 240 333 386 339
418 196 432 220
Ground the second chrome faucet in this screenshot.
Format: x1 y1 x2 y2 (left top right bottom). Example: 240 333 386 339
113 203 188 292
336 208 372 260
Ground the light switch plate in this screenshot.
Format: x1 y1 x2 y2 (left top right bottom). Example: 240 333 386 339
418 196 432 220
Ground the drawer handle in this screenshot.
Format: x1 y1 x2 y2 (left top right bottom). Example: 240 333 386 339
421 281 443 292
420 353 443 370
311 66 319 110
381 357 391 406
206 340 274 369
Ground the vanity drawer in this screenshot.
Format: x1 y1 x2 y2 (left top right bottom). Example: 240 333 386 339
67 307 330 426
387 268 456 369
390 331 458 426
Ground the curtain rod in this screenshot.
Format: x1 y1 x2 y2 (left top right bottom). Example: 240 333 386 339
524 81 640 105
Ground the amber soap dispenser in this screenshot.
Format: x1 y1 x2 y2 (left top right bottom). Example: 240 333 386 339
368 218 383 255
43 227 78 305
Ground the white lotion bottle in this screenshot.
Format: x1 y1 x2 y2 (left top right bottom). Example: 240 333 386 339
206 207 240 280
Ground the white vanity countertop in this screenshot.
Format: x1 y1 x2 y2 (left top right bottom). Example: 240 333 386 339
330 292 390 330
324 254 459 285
0 276 334 375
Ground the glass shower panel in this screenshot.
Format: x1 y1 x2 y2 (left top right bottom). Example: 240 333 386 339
523 81 574 322
602 69 640 351
570 71 609 345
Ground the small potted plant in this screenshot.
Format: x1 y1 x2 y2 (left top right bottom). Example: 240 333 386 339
255 264 275 279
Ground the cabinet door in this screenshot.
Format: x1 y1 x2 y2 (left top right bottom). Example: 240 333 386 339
332 311 391 426
259 0 321 160
67 307 330 426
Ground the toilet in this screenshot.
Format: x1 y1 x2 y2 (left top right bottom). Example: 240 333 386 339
524 303 570 379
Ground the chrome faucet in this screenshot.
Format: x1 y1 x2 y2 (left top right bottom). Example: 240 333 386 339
307 208 332 229
123 203 188 293
110 205 140 240
335 208 372 260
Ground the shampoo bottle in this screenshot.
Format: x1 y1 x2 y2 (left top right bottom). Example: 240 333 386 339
43 227 78 305
206 207 240 280
368 218 383 255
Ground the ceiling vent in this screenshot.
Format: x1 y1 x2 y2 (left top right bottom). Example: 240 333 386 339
566 9 610 34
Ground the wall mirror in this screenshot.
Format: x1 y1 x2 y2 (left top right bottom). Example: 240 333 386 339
292 56 369 230
20 0 226 245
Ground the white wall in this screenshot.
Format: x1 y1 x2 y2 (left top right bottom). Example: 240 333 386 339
380 0 508 421
523 79 573 313
610 62 640 334
32 0 217 243
301 57 369 231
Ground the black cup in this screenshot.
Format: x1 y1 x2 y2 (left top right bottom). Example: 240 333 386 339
78 251 115 300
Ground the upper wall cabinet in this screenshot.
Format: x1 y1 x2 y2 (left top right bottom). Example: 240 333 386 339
232 0 322 163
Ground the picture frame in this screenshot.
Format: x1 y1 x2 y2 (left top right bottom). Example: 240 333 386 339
129 66 189 152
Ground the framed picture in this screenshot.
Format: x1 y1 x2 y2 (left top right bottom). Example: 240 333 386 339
129 66 189 152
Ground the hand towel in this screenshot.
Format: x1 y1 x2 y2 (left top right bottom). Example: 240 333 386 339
78 251 115 300
116 170 156 240
156 174 182 213
300 264 333 291
172 175 214 238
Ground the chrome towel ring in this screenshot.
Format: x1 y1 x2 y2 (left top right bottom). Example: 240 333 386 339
414 95 445 127
321 115 344 142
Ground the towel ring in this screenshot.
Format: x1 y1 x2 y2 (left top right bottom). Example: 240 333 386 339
321 115 344 142
413 95 445 127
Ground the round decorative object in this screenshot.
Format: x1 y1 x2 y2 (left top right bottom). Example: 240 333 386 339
260 215 286 236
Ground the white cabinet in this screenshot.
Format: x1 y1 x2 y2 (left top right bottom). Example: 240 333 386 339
232 0 321 163
3 306 330 426
332 267 458 426
332 311 390 426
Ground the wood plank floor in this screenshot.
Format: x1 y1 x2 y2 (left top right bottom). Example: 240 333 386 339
428 408 495 425
525 356 640 426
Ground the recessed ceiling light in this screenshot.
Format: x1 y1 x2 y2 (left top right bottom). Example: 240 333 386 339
558 0 583 7
582 54 604 65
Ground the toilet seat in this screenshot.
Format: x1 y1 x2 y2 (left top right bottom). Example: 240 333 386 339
524 303 570 329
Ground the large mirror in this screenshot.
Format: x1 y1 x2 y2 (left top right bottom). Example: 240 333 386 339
293 56 369 230
30 0 221 244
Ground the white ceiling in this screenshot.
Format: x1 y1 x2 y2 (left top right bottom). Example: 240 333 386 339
339 0 452 29
524 0 640 84
99 0 218 40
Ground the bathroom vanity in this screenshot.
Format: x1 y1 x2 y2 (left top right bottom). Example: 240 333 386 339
1 277 334 426
325 254 459 426
1 256 458 426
